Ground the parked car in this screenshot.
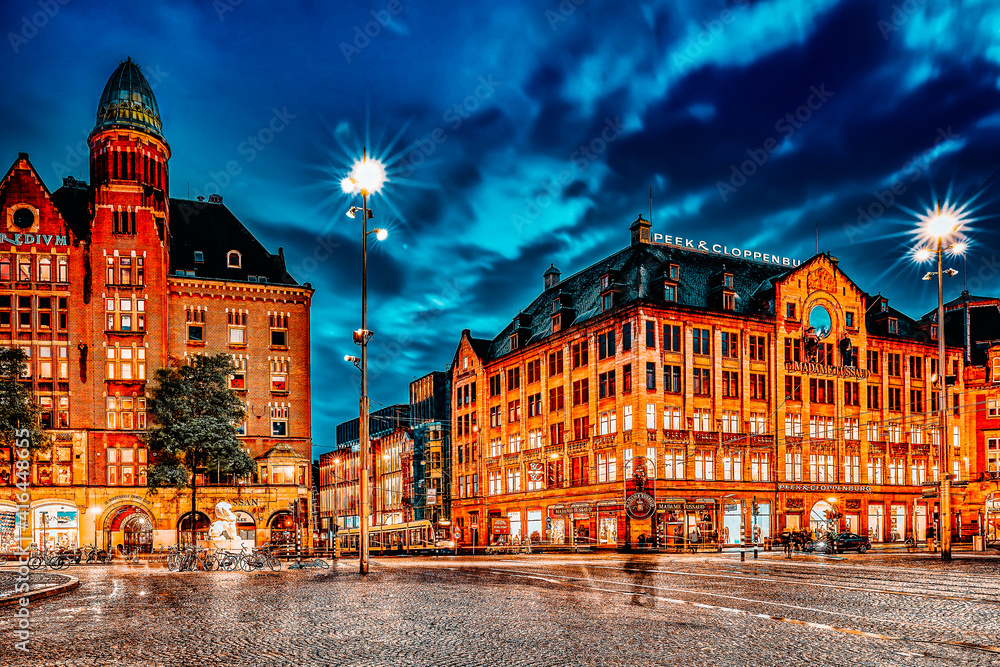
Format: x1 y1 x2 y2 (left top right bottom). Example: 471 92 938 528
806 532 871 554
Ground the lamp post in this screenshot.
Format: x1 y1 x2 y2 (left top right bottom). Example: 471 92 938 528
342 148 388 575
916 200 968 562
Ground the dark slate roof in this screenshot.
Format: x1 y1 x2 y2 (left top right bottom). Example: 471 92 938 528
94 58 164 141
169 198 298 285
483 242 792 361
49 178 92 241
864 297 926 342
933 292 1000 365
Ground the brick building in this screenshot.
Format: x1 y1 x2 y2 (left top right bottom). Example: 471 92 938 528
449 215 975 550
319 403 409 532
0 58 313 553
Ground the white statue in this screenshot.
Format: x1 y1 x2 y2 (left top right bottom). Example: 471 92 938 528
208 501 239 541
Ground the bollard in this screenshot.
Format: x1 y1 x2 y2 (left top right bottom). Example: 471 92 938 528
753 547 758 559
740 549 745 562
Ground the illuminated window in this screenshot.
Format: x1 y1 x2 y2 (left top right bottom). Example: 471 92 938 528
106 346 145 381
106 297 145 332
270 403 289 437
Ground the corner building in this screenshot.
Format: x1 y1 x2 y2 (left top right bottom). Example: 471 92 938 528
450 215 971 549
0 58 313 553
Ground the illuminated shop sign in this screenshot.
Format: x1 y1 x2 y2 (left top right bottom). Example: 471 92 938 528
784 362 871 378
777 484 872 493
651 234 801 267
0 233 69 247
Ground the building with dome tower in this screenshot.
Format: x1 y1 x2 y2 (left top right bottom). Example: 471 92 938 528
0 58 313 554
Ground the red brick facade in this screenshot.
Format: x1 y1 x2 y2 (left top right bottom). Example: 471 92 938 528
450 225 973 550
0 59 312 554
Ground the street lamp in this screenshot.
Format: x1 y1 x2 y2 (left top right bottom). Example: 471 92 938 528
342 148 388 575
915 200 968 561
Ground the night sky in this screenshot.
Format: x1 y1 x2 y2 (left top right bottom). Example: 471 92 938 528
2 0 999 456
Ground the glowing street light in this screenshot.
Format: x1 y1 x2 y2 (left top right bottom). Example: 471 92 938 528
341 148 389 576
915 199 969 562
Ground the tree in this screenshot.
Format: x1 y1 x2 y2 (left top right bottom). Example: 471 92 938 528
0 347 43 452
144 353 254 547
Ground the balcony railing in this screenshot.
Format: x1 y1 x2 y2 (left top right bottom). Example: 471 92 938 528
523 447 542 461
694 431 720 444
486 456 501 469
593 434 614 448
503 452 521 465
662 429 689 443
749 434 774 447
567 439 589 454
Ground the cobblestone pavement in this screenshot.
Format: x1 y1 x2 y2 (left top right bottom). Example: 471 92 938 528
0 571 73 598
2 551 1000 666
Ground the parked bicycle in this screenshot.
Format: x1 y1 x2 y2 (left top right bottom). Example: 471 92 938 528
27 548 70 571
80 543 113 564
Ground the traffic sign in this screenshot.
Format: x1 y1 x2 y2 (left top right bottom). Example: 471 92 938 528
546 517 553 529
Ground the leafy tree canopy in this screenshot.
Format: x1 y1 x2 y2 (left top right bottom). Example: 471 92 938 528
0 347 43 451
144 353 254 490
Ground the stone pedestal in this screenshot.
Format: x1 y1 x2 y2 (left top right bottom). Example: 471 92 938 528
209 539 243 553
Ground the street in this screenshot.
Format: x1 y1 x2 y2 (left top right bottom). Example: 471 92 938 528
3 550 1000 666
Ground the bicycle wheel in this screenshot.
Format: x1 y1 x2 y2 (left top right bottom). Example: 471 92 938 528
203 554 218 571
27 556 43 570
221 555 237 572
316 559 329 569
267 555 281 572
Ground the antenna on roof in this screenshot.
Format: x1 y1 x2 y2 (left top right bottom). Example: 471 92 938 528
649 185 653 228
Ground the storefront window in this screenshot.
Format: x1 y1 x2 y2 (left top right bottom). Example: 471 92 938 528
507 510 522 541
0 504 18 552
598 516 617 545
34 504 78 549
549 510 566 544
526 510 542 543
753 502 771 542
867 504 884 542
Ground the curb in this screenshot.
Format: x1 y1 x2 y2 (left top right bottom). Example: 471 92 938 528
0 576 80 607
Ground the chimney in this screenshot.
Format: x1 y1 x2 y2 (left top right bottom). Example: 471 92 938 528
543 263 561 290
208 194 223 203
630 213 651 245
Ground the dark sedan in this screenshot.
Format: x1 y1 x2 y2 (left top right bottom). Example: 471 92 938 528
807 532 871 554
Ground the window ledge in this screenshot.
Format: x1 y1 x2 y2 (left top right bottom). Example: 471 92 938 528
105 330 146 336
187 340 206 346
228 343 248 349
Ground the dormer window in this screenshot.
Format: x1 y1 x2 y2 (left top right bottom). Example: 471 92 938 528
227 250 242 268
669 264 679 281
602 293 614 311
552 298 560 314
786 302 796 320
664 284 676 303
880 301 888 313
193 251 204 263
845 311 855 328
723 293 735 310
600 274 610 290
888 318 898 334
723 273 733 288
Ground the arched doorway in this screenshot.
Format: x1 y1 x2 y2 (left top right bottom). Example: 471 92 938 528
268 511 295 550
177 512 211 547
809 500 835 536
104 505 153 554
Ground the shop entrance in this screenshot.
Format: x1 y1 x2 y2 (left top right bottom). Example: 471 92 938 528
913 505 927 541
104 505 153 554
809 500 834 535
986 493 1000 546
723 504 742 545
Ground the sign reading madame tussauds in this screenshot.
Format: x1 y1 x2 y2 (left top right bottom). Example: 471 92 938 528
651 234 801 267
784 362 871 379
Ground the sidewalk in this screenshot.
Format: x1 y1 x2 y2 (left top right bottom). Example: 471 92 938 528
0 570 79 607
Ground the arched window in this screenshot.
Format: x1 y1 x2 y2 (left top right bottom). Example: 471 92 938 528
227 250 242 268
993 357 1000 383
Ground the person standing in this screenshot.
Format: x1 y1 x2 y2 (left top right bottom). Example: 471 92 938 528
926 524 935 551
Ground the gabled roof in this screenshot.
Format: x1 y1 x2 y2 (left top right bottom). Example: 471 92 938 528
169 198 298 285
